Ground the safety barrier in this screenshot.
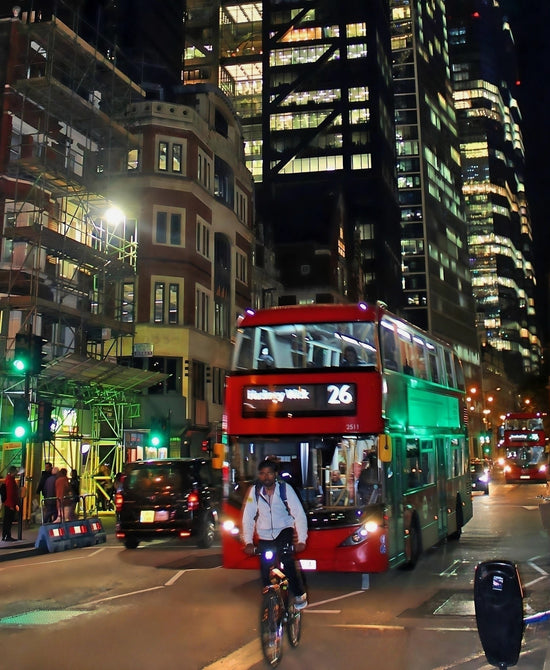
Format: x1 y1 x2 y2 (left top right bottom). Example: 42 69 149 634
35 495 107 553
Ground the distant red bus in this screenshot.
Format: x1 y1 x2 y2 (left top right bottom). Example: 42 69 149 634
499 412 548 483
221 303 472 580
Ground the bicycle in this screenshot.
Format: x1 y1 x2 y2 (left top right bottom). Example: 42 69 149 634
257 545 302 667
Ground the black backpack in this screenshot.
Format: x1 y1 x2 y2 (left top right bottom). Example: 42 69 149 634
0 482 7 503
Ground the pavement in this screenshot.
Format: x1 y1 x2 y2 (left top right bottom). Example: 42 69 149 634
0 512 117 562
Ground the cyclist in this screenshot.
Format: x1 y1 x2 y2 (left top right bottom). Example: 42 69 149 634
242 459 308 610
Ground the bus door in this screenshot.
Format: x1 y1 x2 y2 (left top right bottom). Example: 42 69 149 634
436 437 448 536
384 434 405 565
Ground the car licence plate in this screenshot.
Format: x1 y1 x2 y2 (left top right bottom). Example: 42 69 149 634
140 510 155 523
299 559 316 570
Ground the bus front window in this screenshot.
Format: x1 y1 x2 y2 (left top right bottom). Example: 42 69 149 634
228 435 382 512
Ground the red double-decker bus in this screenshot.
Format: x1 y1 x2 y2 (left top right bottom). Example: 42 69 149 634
498 412 548 483
221 303 472 581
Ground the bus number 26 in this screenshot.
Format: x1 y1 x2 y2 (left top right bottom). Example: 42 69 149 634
327 384 354 405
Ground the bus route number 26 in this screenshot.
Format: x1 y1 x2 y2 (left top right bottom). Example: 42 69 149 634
327 384 354 405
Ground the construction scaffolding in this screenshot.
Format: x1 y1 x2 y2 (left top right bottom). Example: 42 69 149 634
0 12 163 520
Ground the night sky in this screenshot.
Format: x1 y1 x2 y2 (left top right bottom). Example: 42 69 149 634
498 1 550 342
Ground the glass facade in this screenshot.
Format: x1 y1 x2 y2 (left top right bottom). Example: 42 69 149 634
390 0 479 377
447 0 541 381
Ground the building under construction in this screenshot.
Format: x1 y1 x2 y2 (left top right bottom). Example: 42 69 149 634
0 10 166 515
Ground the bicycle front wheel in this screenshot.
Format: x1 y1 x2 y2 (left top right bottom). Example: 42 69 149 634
286 601 302 648
260 590 284 667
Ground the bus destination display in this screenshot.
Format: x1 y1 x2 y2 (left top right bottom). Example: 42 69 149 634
242 383 357 418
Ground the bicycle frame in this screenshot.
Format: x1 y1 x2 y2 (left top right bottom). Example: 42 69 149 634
259 548 301 667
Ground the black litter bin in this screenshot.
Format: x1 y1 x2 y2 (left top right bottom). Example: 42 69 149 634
474 560 524 668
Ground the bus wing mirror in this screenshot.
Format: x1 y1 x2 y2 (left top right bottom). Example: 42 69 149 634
379 435 392 462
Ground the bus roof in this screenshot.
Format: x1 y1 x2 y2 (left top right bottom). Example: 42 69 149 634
238 303 382 327
236 303 456 350
505 412 546 419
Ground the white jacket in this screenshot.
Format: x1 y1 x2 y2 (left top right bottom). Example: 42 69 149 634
242 481 308 545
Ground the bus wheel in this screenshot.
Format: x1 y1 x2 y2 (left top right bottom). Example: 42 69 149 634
448 496 463 540
402 516 421 569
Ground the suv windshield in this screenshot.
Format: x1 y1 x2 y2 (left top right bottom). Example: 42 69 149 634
125 463 195 497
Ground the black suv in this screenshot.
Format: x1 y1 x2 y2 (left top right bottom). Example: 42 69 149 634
115 458 221 549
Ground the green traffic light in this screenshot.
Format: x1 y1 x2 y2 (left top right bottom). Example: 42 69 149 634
150 435 161 447
14 424 27 439
13 358 26 372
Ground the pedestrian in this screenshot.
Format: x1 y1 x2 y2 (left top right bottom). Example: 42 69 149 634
241 458 308 610
2 466 19 542
43 466 58 522
69 469 80 520
36 462 53 498
54 468 71 522
96 463 113 510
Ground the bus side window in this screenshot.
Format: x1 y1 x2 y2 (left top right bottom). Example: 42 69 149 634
381 323 399 371
453 354 465 390
443 351 454 387
427 347 439 383
236 332 253 369
414 338 427 380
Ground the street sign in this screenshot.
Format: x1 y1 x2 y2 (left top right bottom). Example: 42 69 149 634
133 343 153 357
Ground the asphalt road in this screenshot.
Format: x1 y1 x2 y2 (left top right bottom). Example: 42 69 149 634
1 480 549 670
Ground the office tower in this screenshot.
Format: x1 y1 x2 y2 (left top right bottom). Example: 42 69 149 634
390 0 479 376
185 0 402 308
447 0 541 382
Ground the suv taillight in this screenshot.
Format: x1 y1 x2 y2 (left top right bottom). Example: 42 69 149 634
114 492 124 512
188 491 199 511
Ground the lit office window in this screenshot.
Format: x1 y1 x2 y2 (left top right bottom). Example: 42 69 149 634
168 284 179 324
158 142 168 171
172 144 182 173
154 282 165 323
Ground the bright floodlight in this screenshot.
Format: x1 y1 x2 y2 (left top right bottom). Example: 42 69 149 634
105 207 124 226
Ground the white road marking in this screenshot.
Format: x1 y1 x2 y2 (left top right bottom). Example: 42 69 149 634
202 639 261 669
307 590 364 608
81 585 165 606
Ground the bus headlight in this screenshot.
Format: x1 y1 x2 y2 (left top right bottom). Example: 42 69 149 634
540 464 547 473
341 520 379 546
222 519 240 535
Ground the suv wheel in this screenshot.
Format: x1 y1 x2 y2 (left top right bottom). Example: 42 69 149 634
124 537 140 550
197 513 215 548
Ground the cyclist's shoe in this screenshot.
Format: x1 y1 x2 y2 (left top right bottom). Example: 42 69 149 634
294 593 308 610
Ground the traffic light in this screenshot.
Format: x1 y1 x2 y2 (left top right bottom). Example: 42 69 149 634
212 443 224 469
480 431 492 455
148 416 170 449
37 400 54 441
11 333 46 375
201 438 212 456
12 397 29 440
29 335 47 375
12 333 30 374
